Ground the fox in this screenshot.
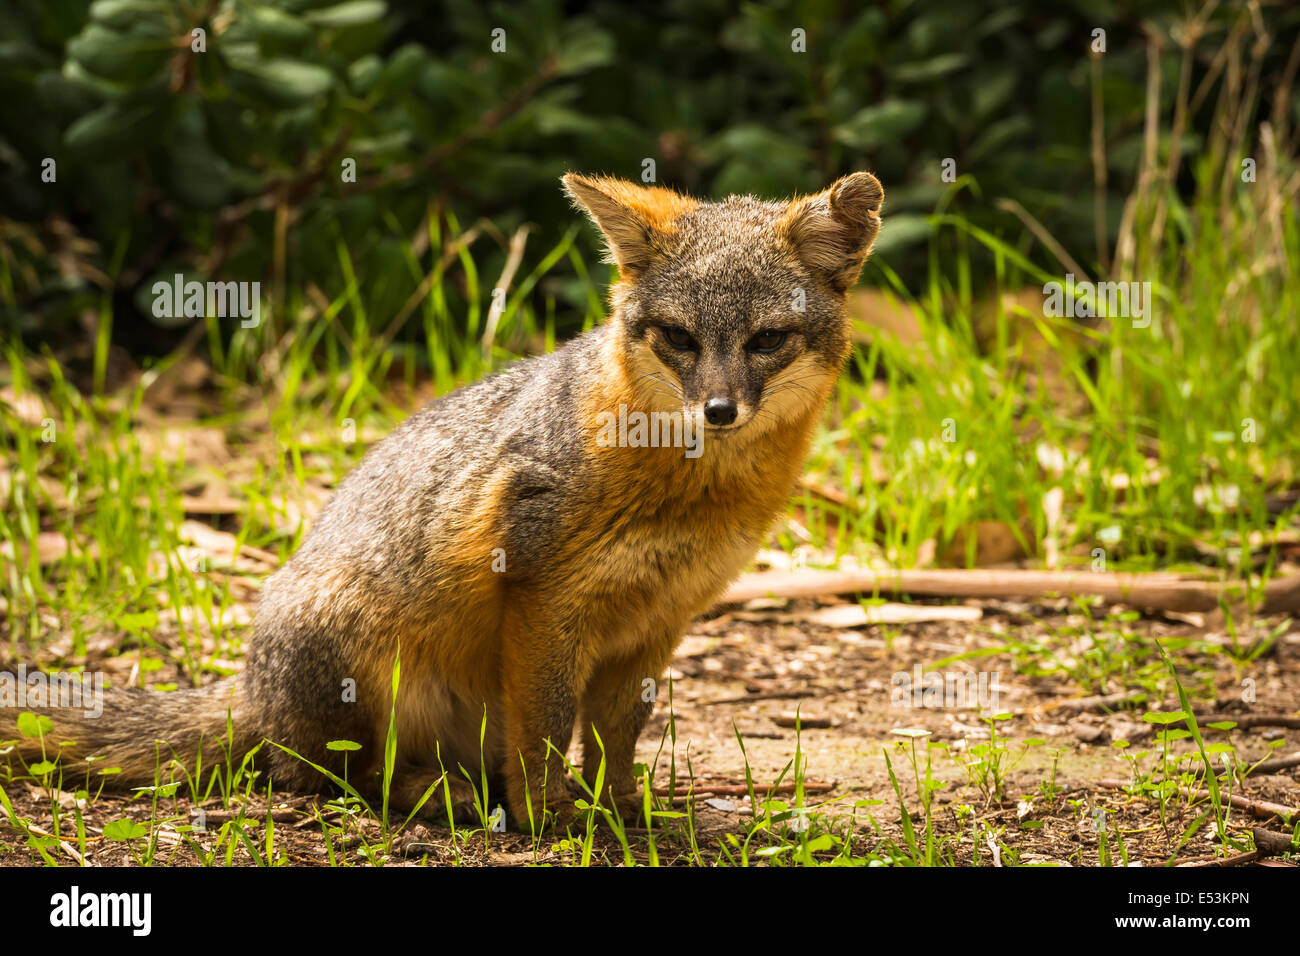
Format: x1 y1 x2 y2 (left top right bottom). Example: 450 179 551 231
3 171 883 828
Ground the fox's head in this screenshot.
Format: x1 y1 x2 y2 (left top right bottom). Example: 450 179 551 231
564 171 882 441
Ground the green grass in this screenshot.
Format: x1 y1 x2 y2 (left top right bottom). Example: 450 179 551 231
0 686 924 867
0 666 1292 866
4 173 1296 654
815 177 1300 577
1 92 1297 864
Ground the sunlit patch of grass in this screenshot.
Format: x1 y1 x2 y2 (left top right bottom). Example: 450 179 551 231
811 176 1300 580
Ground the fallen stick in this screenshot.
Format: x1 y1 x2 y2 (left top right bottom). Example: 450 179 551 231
703 689 816 706
193 808 302 825
1249 827 1296 856
1098 778 1297 820
1214 793 1294 821
653 781 836 797
1198 714 1300 730
1043 690 1151 715
1247 751 1300 774
1177 828 1295 866
718 568 1300 615
773 713 834 729
21 822 103 844
1166 852 1219 865
1180 850 1261 867
59 840 86 867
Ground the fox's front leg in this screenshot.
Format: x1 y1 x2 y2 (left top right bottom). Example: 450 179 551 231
500 602 583 829
580 640 676 818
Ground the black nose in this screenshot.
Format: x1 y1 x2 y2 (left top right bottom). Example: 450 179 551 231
704 397 738 426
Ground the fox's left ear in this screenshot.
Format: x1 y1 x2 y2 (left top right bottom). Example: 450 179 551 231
781 172 884 294
562 173 698 276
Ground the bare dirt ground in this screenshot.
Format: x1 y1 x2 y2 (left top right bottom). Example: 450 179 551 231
3 595 1297 866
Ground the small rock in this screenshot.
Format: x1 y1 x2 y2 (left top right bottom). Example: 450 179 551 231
1109 720 1153 743
399 824 436 858
1070 719 1106 743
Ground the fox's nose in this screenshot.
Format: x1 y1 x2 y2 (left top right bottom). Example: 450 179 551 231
704 397 738 426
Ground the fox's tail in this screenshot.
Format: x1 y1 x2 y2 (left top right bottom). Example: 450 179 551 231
1 676 259 787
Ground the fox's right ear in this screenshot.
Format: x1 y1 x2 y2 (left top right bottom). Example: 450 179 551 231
562 173 697 275
781 172 884 294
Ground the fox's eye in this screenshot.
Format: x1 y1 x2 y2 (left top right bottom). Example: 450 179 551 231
748 330 788 354
660 325 698 351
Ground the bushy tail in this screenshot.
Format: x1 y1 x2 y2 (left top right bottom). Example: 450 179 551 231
1 676 259 788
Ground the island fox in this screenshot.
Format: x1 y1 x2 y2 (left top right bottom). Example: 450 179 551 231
4 171 883 827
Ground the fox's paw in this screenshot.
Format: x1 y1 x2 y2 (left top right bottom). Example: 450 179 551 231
601 788 647 825
540 782 647 831
391 769 481 825
511 775 587 832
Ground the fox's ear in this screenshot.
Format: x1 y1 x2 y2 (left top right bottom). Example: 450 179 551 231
781 172 884 294
562 173 697 275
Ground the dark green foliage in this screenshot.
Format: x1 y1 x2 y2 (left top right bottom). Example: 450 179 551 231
0 0 1296 347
